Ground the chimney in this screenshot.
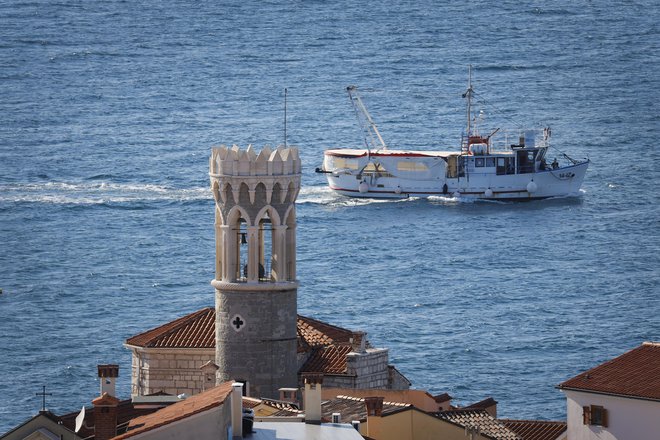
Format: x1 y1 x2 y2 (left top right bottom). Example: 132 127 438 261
364 396 384 439
351 331 367 353
365 396 384 416
302 373 323 424
92 393 119 440
97 364 119 397
231 382 243 439
278 387 298 405
200 361 219 392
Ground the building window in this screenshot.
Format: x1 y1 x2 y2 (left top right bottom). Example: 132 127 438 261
583 405 608 427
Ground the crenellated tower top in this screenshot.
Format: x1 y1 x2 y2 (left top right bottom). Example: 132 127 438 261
209 144 301 285
210 144 301 209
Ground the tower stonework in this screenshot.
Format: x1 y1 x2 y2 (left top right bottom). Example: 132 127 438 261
209 144 301 399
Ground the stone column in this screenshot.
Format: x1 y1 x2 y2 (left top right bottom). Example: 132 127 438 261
272 225 287 281
247 226 259 282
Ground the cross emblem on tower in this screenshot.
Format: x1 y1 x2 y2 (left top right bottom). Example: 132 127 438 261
231 315 245 332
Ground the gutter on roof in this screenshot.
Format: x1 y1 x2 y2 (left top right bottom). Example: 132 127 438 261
556 386 660 403
123 344 215 353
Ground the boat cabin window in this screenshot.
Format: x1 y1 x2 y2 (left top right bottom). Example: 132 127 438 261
475 158 485 167
496 157 515 175
486 158 496 167
516 149 537 174
397 161 429 172
329 156 359 170
363 162 393 177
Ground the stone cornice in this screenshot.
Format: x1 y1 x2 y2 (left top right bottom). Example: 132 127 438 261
211 279 299 291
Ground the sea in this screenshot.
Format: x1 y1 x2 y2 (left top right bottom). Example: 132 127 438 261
1 0 659 432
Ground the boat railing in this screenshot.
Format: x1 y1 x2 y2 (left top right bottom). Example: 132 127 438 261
464 128 550 153
490 128 550 151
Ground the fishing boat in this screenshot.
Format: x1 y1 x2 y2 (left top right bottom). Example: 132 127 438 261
316 70 589 201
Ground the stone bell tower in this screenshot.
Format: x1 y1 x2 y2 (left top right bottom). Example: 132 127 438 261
209 144 301 399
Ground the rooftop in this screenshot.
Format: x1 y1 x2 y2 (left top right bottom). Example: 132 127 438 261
321 395 411 422
125 308 362 353
500 419 567 440
434 409 520 440
125 308 367 377
125 307 216 349
557 341 660 401
112 382 234 440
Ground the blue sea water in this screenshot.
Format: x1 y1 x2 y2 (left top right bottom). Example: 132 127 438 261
1 0 659 432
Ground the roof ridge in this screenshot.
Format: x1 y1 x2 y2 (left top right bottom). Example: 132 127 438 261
500 418 566 424
298 314 355 335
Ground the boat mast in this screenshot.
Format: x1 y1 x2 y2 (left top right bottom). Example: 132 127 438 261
464 65 474 138
347 85 388 154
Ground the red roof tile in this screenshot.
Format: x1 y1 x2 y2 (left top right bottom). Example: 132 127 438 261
322 395 411 422
300 344 354 375
500 420 567 440
435 409 520 440
125 308 216 349
125 308 361 353
297 315 358 347
112 382 234 439
558 341 660 401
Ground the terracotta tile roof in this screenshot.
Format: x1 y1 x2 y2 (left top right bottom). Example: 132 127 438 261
125 308 361 354
500 420 567 440
300 344 354 375
297 315 359 348
125 308 216 349
260 398 300 412
243 396 262 409
434 409 521 440
557 341 660 401
321 395 411 422
112 381 234 439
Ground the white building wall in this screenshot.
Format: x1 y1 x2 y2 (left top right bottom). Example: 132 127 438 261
564 390 660 440
129 347 215 397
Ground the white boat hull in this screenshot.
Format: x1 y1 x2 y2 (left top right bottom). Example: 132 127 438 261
325 159 589 201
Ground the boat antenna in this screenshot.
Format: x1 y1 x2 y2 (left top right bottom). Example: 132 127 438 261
284 88 288 148
347 85 388 154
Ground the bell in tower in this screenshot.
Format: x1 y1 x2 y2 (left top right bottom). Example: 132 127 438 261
209 144 301 399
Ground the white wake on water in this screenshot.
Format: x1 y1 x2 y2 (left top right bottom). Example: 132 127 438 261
0 181 210 205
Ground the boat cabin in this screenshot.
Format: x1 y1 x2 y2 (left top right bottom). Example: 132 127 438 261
446 146 548 178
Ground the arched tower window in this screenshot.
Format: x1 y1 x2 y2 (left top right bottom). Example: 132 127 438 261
235 217 249 281
284 205 296 281
258 214 273 282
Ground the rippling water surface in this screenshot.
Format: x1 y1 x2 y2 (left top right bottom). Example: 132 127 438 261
1 0 659 432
